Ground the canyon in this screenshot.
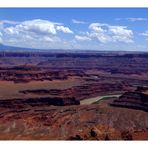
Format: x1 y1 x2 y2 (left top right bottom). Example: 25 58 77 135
0 51 147 140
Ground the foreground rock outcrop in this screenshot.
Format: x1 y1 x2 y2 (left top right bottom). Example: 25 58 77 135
0 102 147 140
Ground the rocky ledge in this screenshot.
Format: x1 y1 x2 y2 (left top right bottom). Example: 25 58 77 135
0 97 80 109
110 92 148 112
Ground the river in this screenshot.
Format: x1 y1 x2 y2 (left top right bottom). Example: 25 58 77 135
80 94 121 105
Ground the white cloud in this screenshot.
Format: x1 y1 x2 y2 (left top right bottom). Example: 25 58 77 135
0 19 74 49
4 19 73 36
0 38 2 43
90 33 111 43
116 17 148 22
0 20 19 25
42 36 54 42
5 27 19 35
72 19 87 24
128 18 148 21
7 19 57 35
0 32 2 36
109 26 133 43
0 31 2 43
0 19 135 50
141 30 148 36
86 23 133 43
56 26 73 34
75 35 91 41
89 23 105 33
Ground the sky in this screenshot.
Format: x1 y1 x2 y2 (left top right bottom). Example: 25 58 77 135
0 8 148 51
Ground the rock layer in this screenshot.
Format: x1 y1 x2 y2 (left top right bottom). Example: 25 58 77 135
0 97 80 108
110 92 148 112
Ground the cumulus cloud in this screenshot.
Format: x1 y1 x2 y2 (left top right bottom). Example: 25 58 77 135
109 26 133 43
0 19 74 49
72 19 87 24
85 23 134 43
0 20 19 25
0 19 135 49
56 26 73 33
3 19 73 36
75 35 91 41
89 23 106 33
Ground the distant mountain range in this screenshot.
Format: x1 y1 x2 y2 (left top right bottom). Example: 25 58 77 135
0 43 42 52
0 43 83 53
0 43 101 53
0 43 147 54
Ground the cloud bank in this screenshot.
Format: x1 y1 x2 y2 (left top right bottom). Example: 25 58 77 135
75 23 134 43
1 18 147 51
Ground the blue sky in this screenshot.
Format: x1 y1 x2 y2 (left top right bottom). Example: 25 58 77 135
0 8 148 51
